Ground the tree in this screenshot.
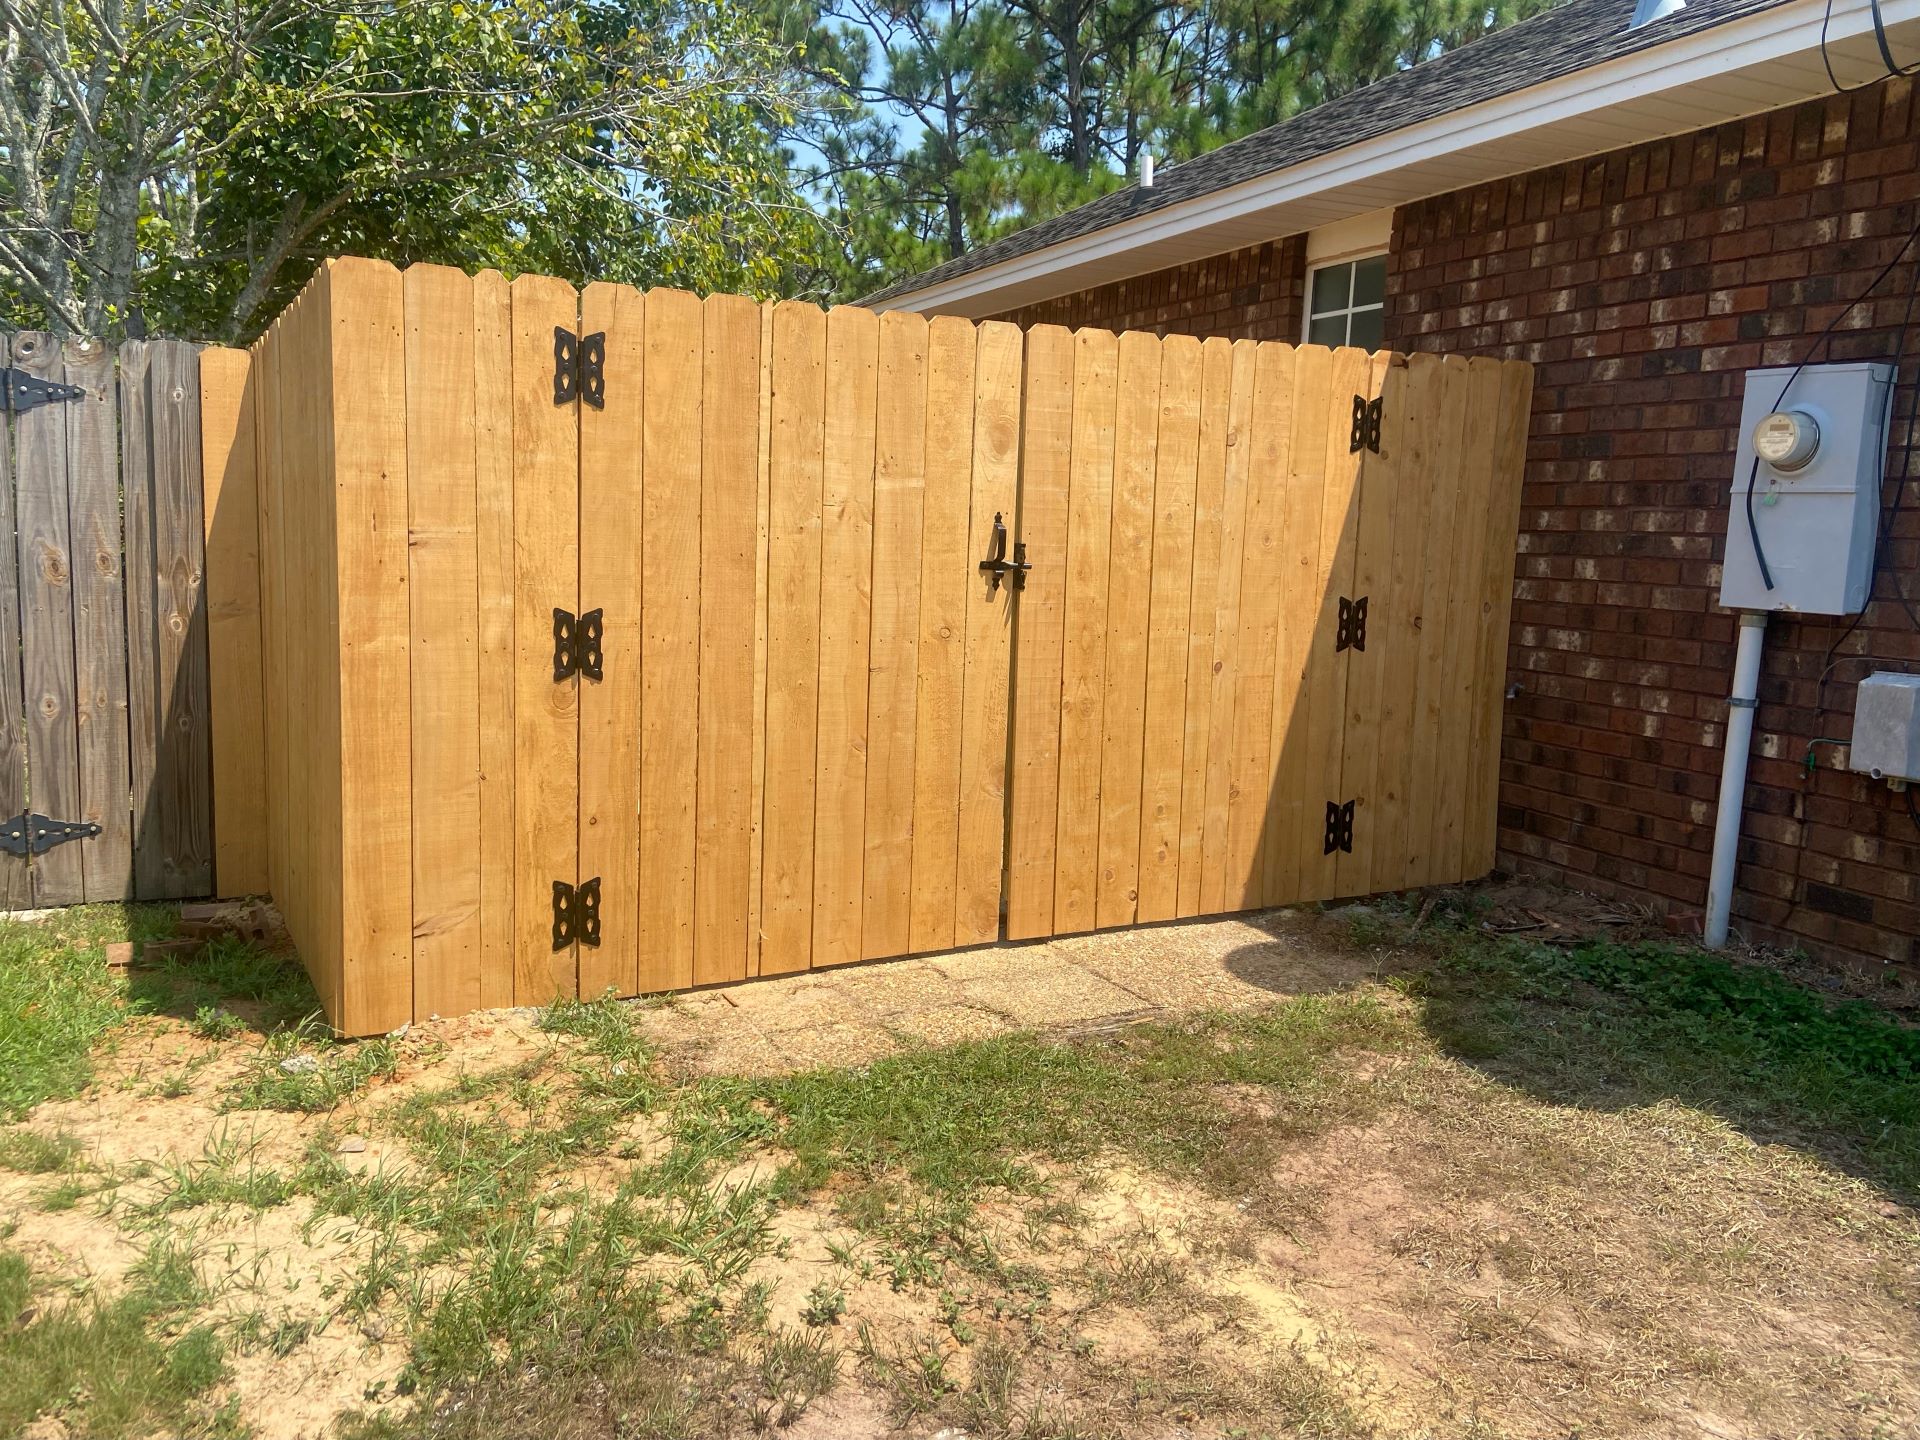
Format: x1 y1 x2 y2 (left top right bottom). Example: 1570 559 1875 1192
1 0 828 341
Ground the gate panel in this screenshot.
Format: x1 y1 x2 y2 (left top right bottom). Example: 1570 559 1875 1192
0 335 26 909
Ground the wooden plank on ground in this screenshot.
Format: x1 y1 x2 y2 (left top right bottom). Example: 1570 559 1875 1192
510 270 579 1005
639 288 703 992
579 281 644 1000
862 310 924 962
813 305 876 968
1333 353 1402 898
1137 335 1200 923
0 334 26 908
1003 324 1074 941
63 337 132 900
760 302 826 976
1223 342 1294 908
404 265 482 1019
955 319 1020 946
1095 330 1161 930
910 314 983 960
1178 338 1232 918
1465 362 1535 875
328 259 414 1032
1199 342 1256 915
694 292 761 986
1053 328 1116 936
16 331 84 906
200 346 268 898
472 271 517 1011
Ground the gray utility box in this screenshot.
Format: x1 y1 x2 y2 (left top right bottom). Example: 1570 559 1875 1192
1719 362 1894 616
1851 673 1920 783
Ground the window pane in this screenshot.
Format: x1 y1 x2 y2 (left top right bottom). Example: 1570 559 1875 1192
1308 314 1347 347
1352 254 1387 307
1310 262 1351 314
1348 306 1385 351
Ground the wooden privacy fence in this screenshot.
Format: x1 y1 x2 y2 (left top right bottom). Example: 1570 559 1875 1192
0 332 259 908
205 257 1530 1036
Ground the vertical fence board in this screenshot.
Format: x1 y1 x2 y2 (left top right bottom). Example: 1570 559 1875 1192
1199 342 1256 915
1004 325 1074 940
200 346 269 897
510 272 579 1004
1137 336 1200 924
580 281 645 1001
813 306 876 968
760 302 826 976
911 316 971 953
748 303 775 976
16 332 84 905
404 265 482 1019
1177 338 1232 918
472 272 517 1010
861 311 923 962
0 336 26 906
64 338 133 899
693 293 761 987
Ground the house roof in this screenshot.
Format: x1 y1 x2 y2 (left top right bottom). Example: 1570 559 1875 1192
858 0 1791 309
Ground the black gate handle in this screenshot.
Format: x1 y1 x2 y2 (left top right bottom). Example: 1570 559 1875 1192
979 512 1030 594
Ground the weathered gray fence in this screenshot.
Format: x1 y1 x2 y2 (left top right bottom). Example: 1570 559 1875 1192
0 332 213 907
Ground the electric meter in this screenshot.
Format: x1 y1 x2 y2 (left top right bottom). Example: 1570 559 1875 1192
1751 409 1820 471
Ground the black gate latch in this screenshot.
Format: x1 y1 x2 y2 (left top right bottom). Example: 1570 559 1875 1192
552 607 604 682
552 327 606 409
1349 394 1382 454
1323 800 1356 856
1336 596 1368 653
978 512 1030 594
0 811 100 857
2 368 86 416
552 877 602 950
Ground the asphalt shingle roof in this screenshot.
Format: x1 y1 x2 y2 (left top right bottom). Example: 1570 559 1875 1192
860 0 1789 306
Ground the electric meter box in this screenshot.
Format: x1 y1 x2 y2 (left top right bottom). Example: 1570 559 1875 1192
1719 362 1894 615
1850 672 1920 783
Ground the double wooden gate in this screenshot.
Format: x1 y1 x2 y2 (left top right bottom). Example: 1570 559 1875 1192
234 258 1530 1034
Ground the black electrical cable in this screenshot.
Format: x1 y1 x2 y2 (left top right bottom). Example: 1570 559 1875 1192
1908 783 1920 838
1822 0 1920 94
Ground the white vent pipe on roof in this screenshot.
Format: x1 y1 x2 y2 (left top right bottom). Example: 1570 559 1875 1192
1140 151 1154 188
1629 0 1686 27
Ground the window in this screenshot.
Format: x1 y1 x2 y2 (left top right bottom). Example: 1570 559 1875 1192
1304 253 1387 350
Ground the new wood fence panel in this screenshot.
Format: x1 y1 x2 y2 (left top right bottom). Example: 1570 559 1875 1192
1177 338 1233 920
403 264 483 1020
1053 328 1116 936
251 321 284 926
912 315 974 953
693 292 761 987
1137 335 1200 924
760 302 827 977
199 347 269 897
0 335 26 907
580 280 644 1001
863 309 925 962
955 319 1021 946
473 272 518 1011
1198 341 1257 915
63 338 132 900
813 306 877 968
15 332 85 905
1004 324 1074 941
748 302 776 976
510 271 579 1005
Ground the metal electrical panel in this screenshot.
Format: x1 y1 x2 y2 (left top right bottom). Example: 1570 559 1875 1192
1850 673 1920 783
1719 362 1894 615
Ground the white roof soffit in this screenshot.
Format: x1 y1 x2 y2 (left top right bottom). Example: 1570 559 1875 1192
877 0 1920 318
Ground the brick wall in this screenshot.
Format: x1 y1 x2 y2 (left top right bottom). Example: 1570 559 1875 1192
987 75 1920 973
994 235 1308 342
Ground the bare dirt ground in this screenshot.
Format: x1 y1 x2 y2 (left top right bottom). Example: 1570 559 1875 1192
1 884 1916 1440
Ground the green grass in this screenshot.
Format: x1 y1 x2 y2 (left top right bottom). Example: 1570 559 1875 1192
224 1020 399 1112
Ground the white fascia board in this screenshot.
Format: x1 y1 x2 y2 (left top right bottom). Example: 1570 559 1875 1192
876 0 1920 317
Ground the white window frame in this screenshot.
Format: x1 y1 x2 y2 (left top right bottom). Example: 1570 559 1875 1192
1302 250 1389 348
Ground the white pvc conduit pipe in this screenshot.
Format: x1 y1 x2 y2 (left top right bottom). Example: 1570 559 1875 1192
1705 611 1768 948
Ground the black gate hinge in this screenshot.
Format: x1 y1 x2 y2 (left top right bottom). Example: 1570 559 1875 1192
552 607 603 682
2 368 86 416
1336 595 1368 653
0 811 100 857
1323 800 1356 856
552 876 602 950
979 512 1030 594
552 327 605 409
1349 394 1382 454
